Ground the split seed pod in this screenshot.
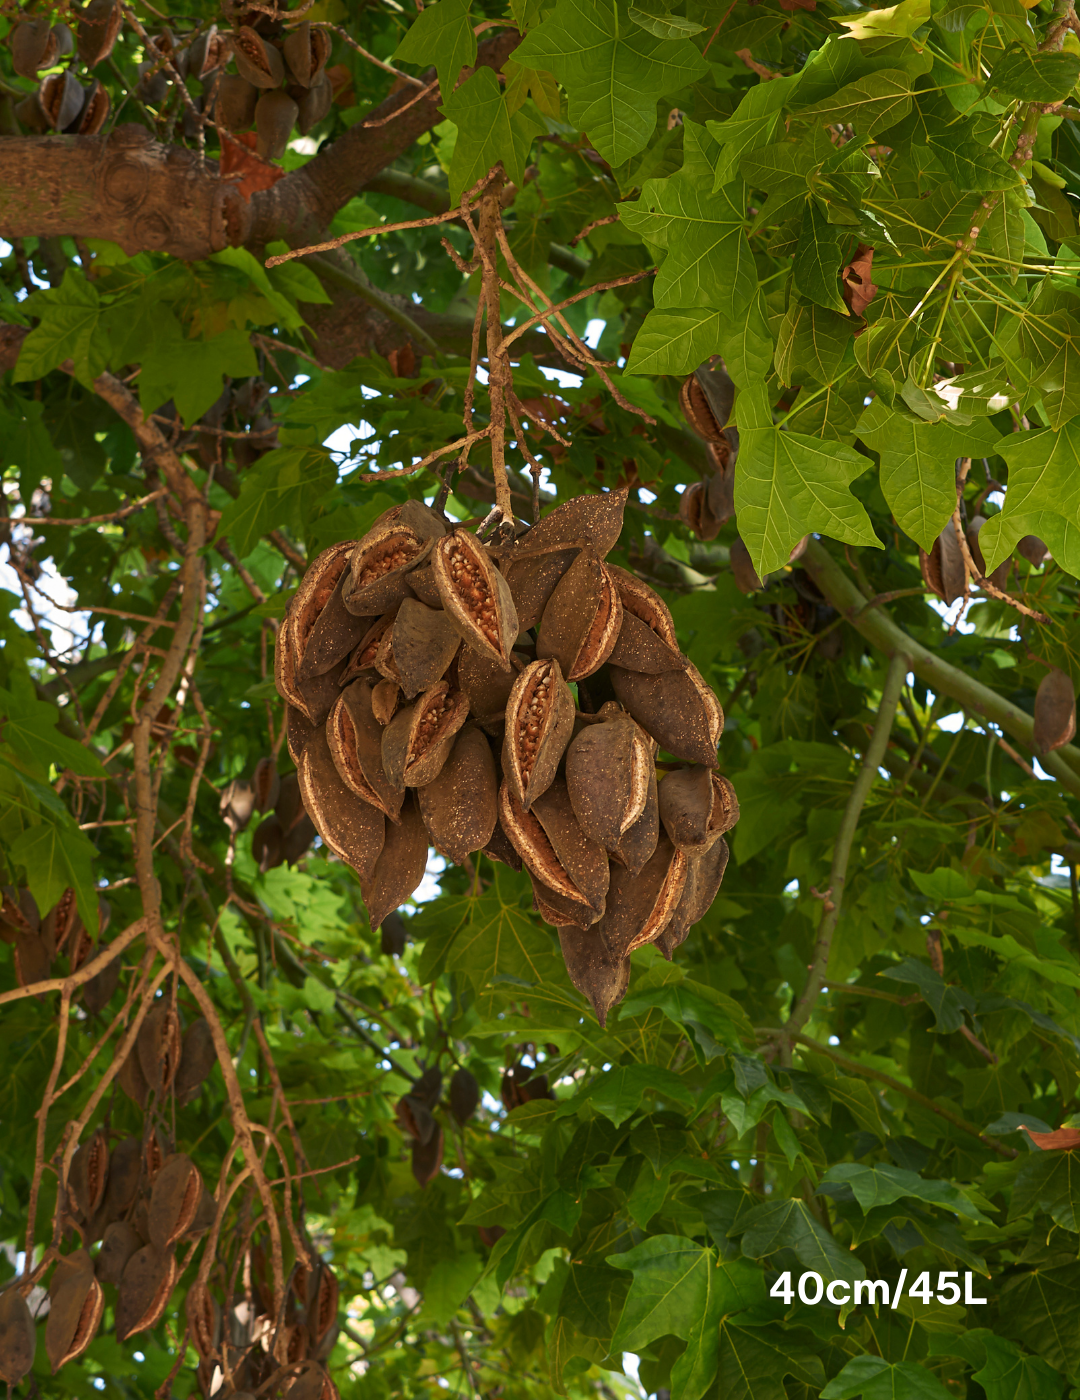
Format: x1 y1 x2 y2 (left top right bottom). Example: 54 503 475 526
344 502 445 615
69 79 110 134
69 1130 109 1218
418 726 498 864
608 566 682 660
232 26 285 87
558 927 630 1028
565 707 653 851
40 71 85 132
659 837 730 958
537 550 622 680
148 1154 202 1250
327 681 405 821
12 19 56 78
220 778 255 834
390 599 462 698
216 73 259 130
186 1281 221 1363
360 795 429 931
599 835 688 959
432 531 518 671
610 662 723 768
729 535 763 594
504 485 628 629
14 928 50 987
82 949 120 1014
283 21 331 86
0 1289 36 1385
678 480 721 542
499 780 607 921
501 658 575 810
256 88 299 162
46 1262 104 1372
381 682 470 790
308 1264 339 1347
136 1001 182 1098
115 1246 178 1340
658 765 739 851
611 756 659 876
287 705 317 765
1034 667 1077 755
680 360 735 441
252 756 281 813
297 728 386 883
297 70 333 134
920 522 966 605
458 646 521 725
174 1017 216 1105
186 25 225 80
292 541 363 681
96 1222 143 1286
966 515 1010 591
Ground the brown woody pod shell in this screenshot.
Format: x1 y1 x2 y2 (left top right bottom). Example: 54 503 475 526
115 1246 178 1340
658 837 730 958
658 766 739 851
289 1361 339 1400
529 777 609 917
40 71 85 132
283 21 331 86
505 489 629 630
1018 535 1052 567
608 610 686 674
69 79 110 135
558 926 630 1028
232 25 285 87
292 541 362 680
391 599 462 699
608 566 681 650
705 442 736 528
82 949 120 1014
565 707 653 851
256 88 299 162
678 480 720 542
297 728 386 883
275 611 309 716
730 535 763 594
0 1284 36 1386
920 522 965 605
13 94 49 132
186 25 225 80
252 812 285 872
610 757 659 876
220 778 255 834
297 656 348 727
345 502 445 615
308 1264 339 1346
679 360 735 441
14 929 50 987
396 1093 436 1143
537 550 622 680
381 682 470 790
610 662 722 768
174 1017 216 1105
412 1125 444 1189
599 835 687 959
371 678 400 726
1034 667 1076 755
103 1137 142 1219
483 820 522 872
287 705 317 766
12 19 55 78
405 563 442 608
449 1067 480 1123
327 681 405 822
46 1263 103 1372
297 69 333 134
458 646 521 723
418 726 498 863
253 756 281 813
966 515 1010 591
501 657 575 810
217 73 259 130
96 1222 143 1286
186 1281 221 1362
69 1129 109 1218
136 1001 182 1098
148 1154 201 1250
499 781 606 921
361 794 429 931
432 531 519 671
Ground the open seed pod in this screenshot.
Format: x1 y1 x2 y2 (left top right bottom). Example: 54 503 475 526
0 1287 36 1386
341 612 395 686
565 705 653 851
39 71 85 132
558 926 630 1028
82 948 121 1014
137 1001 182 1098
610 757 659 876
499 779 608 923
706 441 736 527
232 25 285 87
432 531 518 671
678 480 721 542
115 1246 178 1340
275 612 308 715
256 88 299 161
361 794 429 930
45 1259 103 1372
297 656 349 727
297 728 386 882
1034 667 1076 755
504 485 628 629
103 1137 142 1219
418 726 498 863
501 657 575 810
344 504 443 615
283 21 331 86
69 1129 109 1218
252 756 281 813
148 1154 202 1250
608 608 686 674
291 541 363 681
680 359 735 440
135 60 169 105
390 599 462 699
220 778 255 833
599 835 688 959
381 682 470 790
12 19 56 78
658 765 739 851
610 662 723 768
287 705 317 765
95 1222 143 1287
412 1126 444 1189
327 680 405 821
920 521 966 605
13 94 49 132
217 73 259 130
537 549 622 680
185 24 225 79
297 70 333 134
68 78 110 135
657 837 730 959
607 566 682 658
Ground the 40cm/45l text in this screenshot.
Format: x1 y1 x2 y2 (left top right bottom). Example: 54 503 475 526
771 1271 988 1308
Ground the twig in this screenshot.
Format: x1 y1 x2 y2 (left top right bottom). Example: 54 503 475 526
363 76 440 127
570 212 619 247
328 23 426 85
3 489 168 527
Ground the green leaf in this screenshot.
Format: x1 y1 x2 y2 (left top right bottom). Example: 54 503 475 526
999 1261 1080 1377
717 1322 826 1400
608 1236 714 1351
990 45 1080 103
1010 1150 1080 1230
734 425 879 575
625 308 725 375
707 76 802 189
797 69 913 135
834 0 930 38
821 1356 953 1399
0 682 107 779
215 445 336 558
556 1063 695 1126
820 1162 991 1221
13 269 108 390
774 300 853 387
792 199 850 315
979 422 1080 577
140 326 259 426
928 1331 1062 1400
9 821 99 941
929 139 1021 193
417 1252 482 1326
441 882 566 991
440 67 545 202
513 0 708 166
618 981 755 1061
628 7 705 38
879 956 976 1032
394 0 477 101
734 1197 866 1282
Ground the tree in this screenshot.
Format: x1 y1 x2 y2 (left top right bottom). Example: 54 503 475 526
3 0 1080 1394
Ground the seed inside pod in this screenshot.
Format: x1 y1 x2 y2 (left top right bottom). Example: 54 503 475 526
371 678 400 726
297 727 386 883
537 550 623 680
361 794 429 931
232 25 285 87
390 599 461 698
558 926 630 1028
326 681 405 822
291 541 364 680
499 781 604 915
658 765 739 851
501 658 575 810
381 682 470 790
418 726 498 864
40 70 85 131
69 79 110 135
345 529 428 614
565 707 652 849
609 662 723 768
341 611 396 686
432 531 518 671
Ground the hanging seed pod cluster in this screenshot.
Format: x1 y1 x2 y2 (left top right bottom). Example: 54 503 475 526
276 489 738 1025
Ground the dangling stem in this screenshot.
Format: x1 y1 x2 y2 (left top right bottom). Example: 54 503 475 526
476 172 514 527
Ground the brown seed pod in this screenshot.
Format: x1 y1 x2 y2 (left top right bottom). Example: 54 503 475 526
598 835 687 959
283 21 331 86
499 780 607 921
185 25 226 79
291 541 361 680
307 1264 339 1347
658 837 730 959
380 909 408 956
371 678 400 726
505 487 629 628
216 72 259 130
115 1245 178 1340
610 756 660 876
432 531 519 671
381 682 470 790
536 550 622 680
344 502 445 615
13 927 49 988
148 1154 201 1250
360 794 429 931
0 1285 36 1386
501 658 575 810
103 1137 142 1219
136 1001 182 1098
411 1125 444 1189
729 534 763 594
144 1129 167 1186
45 1263 104 1372
405 563 442 608
287 705 317 766
657 766 739 851
297 69 333 134
297 657 349 728
275 612 308 715
679 360 735 441
255 88 299 161
966 515 1011 591
1017 535 1052 567
13 94 49 132
608 565 681 651
390 599 462 699
174 1017 216 1106
232 25 285 87
289 1360 339 1400
610 662 723 768
373 621 404 688
327 681 405 822
252 812 285 872
184 1186 215 1239
82 949 120 1014
920 522 966 605
418 726 498 864
12 19 57 78
705 443 736 528
458 646 521 723
69 1129 109 1218
396 1094 436 1143
95 1222 143 1286
565 706 653 851
252 757 281 813
186 1281 221 1363
297 728 386 883
220 778 255 834
678 480 721 542
607 609 686 674
68 79 110 135
1034 667 1077 755
40 71 85 132
483 820 522 872
341 612 395 686
449 1067 479 1123
557 926 630 1028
